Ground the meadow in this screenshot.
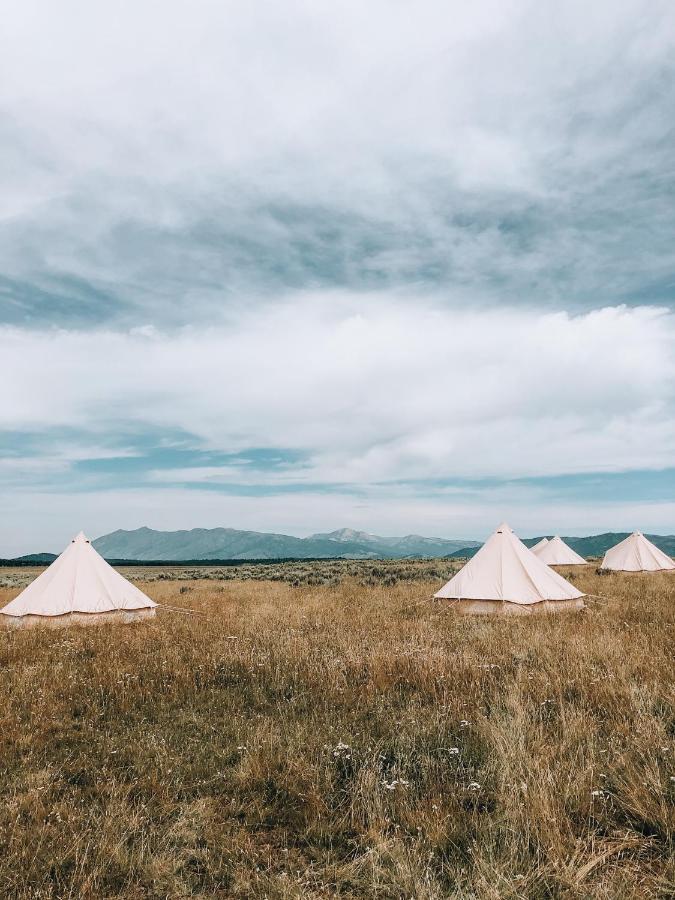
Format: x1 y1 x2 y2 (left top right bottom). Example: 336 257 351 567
0 561 672 899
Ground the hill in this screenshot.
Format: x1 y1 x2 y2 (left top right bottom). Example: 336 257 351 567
447 532 675 559
0 552 58 566
565 531 675 558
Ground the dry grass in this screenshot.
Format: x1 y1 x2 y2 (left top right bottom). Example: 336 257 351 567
0 564 672 898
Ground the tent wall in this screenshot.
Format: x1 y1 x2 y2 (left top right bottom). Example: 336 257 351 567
1 608 156 630
440 597 586 615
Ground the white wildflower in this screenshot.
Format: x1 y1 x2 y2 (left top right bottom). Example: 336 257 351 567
382 778 409 791
332 741 352 759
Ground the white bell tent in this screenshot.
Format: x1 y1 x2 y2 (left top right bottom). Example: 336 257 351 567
534 535 586 565
434 522 585 615
530 537 549 553
0 532 157 628
601 532 675 573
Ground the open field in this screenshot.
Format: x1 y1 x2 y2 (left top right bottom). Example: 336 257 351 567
0 563 673 898
0 559 460 592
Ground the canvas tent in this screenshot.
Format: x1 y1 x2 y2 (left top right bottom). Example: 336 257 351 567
530 537 549 553
434 522 585 615
0 532 157 628
601 532 675 573
534 535 586 565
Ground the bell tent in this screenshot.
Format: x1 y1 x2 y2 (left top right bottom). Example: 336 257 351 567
601 532 675 573
534 535 586 565
530 537 549 553
0 532 157 628
434 522 585 615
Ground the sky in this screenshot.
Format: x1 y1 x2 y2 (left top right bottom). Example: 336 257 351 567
1 0 675 555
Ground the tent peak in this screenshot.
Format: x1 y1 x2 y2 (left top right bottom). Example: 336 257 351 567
72 531 90 544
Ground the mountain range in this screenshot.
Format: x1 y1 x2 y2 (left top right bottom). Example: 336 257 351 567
90 526 481 561
4 527 675 564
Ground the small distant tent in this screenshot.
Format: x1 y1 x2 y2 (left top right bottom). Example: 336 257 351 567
434 522 585 615
0 532 157 628
530 537 549 553
535 535 586 565
601 532 675 573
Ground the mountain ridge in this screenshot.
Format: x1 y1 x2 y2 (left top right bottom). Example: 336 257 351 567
447 532 675 559
91 526 480 561
5 528 675 563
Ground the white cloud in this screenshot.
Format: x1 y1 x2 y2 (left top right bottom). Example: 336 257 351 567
3 0 669 182
2 296 674 487
1 2 674 551
1 1 674 324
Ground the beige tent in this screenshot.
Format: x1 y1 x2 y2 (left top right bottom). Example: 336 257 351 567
530 537 549 553
434 522 585 615
0 532 156 628
601 531 675 573
534 535 586 565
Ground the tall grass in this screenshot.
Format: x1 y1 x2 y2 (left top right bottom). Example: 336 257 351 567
0 567 672 898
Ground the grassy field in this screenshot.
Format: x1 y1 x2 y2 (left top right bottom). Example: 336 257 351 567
0 562 672 898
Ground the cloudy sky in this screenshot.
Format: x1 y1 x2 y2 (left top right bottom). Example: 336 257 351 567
2 0 675 554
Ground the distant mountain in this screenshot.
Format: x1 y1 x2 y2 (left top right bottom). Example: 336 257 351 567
446 546 481 559
311 528 381 545
0 552 59 567
447 532 675 560
310 529 478 558
11 552 58 564
92 526 481 561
